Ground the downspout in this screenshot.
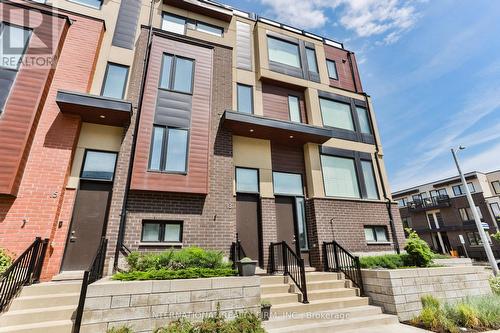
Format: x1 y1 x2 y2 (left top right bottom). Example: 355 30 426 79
363 94 401 254
347 52 358 93
113 0 158 270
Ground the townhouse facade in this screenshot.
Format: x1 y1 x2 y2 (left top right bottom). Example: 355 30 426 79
0 0 404 280
393 171 500 261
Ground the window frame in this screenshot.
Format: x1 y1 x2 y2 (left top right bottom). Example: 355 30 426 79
80 149 118 182
305 46 318 73
148 125 190 174
490 202 500 218
272 171 304 197
287 94 301 123
236 83 253 114
141 220 183 244
326 59 338 80
397 198 407 207
161 12 187 35
158 53 195 95
364 226 389 244
100 62 129 99
195 21 223 37
452 182 475 196
235 167 260 194
267 35 302 69
492 181 500 194
319 147 379 200
67 0 103 9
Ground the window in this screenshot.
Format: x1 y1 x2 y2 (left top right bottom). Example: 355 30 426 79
326 59 338 80
267 36 301 68
101 63 129 99
361 160 378 199
490 203 500 217
296 197 308 250
196 22 223 37
492 181 500 194
402 217 412 229
430 188 448 198
319 98 354 131
364 226 388 243
0 23 31 113
305 47 318 73
81 150 117 181
321 155 360 198
356 107 372 134
68 0 102 8
237 84 253 114
162 13 186 35
159 54 194 94
412 193 427 202
467 232 485 246
149 126 189 173
452 183 475 196
287 95 301 122
272 172 303 196
459 206 483 221
141 221 183 243
397 198 407 207
235 167 259 193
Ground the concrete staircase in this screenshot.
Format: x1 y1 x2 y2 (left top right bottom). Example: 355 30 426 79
0 281 81 333
261 272 400 333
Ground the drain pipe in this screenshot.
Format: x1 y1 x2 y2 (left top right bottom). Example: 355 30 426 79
113 0 158 270
363 94 401 254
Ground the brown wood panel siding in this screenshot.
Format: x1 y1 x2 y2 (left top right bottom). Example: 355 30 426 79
0 3 68 196
131 35 213 194
262 83 307 123
271 141 306 191
324 45 362 93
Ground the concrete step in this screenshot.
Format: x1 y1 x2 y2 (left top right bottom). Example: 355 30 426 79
263 305 383 330
305 272 341 282
0 305 76 326
305 280 347 291
52 271 84 281
265 313 399 333
9 293 80 310
261 275 287 285
263 292 301 305
20 282 81 297
304 288 357 301
261 283 291 295
270 296 370 315
0 320 74 333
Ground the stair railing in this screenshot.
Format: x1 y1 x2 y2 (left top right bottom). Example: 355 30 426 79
73 237 108 333
323 240 364 295
230 233 247 268
0 237 49 312
269 241 308 304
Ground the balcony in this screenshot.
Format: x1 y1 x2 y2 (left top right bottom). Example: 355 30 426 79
407 195 451 212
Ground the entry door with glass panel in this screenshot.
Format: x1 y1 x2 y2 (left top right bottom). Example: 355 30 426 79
61 150 117 271
273 172 309 264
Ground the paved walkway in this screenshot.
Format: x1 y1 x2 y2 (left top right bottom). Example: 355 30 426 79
342 323 431 333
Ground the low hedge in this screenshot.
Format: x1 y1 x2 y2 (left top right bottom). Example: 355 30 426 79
112 267 237 281
359 254 409 269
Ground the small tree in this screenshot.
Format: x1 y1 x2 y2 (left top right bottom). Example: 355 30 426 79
404 228 433 267
490 231 500 243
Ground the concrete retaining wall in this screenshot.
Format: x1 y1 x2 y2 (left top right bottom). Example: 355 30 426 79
361 266 492 321
433 258 473 266
81 276 261 333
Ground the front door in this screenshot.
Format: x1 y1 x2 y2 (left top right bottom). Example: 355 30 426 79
236 194 261 265
275 196 297 250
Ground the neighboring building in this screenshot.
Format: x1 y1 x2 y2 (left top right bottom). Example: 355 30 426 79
0 0 404 279
393 171 500 261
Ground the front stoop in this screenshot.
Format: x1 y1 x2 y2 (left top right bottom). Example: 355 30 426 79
0 281 81 333
261 272 401 333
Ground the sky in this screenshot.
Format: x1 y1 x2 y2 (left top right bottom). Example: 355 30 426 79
221 0 500 192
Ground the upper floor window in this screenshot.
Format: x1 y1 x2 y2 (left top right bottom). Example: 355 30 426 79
492 181 500 194
287 95 301 122
490 202 500 217
412 192 428 202
452 182 475 196
326 59 338 80
273 172 303 196
459 206 483 221
162 13 186 35
159 54 194 94
356 107 372 134
430 188 448 198
149 126 189 173
267 36 301 68
81 150 117 181
305 47 318 73
196 22 223 37
235 167 259 194
397 198 407 207
237 84 253 114
319 98 354 131
101 63 129 99
68 0 102 9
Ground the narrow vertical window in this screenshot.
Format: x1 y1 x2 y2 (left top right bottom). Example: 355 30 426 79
162 13 186 35
101 63 129 99
361 160 378 199
356 107 372 134
165 128 188 172
326 59 338 80
159 54 173 89
305 47 318 73
287 95 301 122
149 126 165 171
237 84 253 114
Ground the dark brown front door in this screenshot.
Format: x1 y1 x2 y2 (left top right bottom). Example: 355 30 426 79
61 181 112 271
236 194 261 264
275 196 298 252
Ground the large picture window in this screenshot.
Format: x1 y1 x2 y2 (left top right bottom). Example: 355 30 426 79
149 126 189 173
320 98 354 131
159 54 194 94
267 36 301 68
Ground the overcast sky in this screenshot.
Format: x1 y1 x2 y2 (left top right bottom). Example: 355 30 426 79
223 0 500 192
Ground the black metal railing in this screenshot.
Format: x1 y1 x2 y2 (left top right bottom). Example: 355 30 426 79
407 195 451 212
323 241 364 295
230 234 247 268
269 241 308 304
0 237 49 312
73 238 108 333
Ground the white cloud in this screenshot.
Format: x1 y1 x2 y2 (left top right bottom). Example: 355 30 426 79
259 0 419 44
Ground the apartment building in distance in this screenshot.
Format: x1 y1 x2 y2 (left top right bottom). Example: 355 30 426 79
0 0 405 280
393 171 500 261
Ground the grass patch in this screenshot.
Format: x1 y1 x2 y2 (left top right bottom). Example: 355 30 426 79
490 276 500 295
107 326 134 333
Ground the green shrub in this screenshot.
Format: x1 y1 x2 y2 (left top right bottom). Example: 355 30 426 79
107 326 134 333
113 267 236 281
411 295 458 333
490 231 500 243
359 254 408 269
490 276 500 295
0 248 12 274
404 228 433 267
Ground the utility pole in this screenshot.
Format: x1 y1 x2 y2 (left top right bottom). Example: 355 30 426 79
452 147 498 275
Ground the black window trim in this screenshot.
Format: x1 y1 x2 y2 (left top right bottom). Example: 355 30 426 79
141 220 184 244
492 181 500 194
326 59 339 80
452 182 475 196
161 11 224 38
235 166 260 195
148 125 190 175
236 83 254 114
287 94 302 123
319 146 379 200
159 53 195 95
80 148 118 182
318 90 374 144
101 62 129 100
364 225 389 244
272 170 305 197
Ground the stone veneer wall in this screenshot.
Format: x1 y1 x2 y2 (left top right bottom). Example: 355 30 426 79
81 276 260 333
361 266 492 321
